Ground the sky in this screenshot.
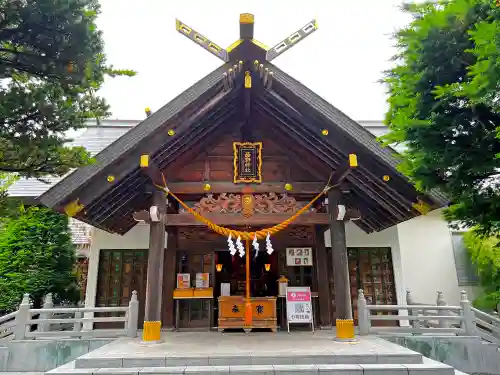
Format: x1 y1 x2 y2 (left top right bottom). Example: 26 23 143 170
96 0 413 122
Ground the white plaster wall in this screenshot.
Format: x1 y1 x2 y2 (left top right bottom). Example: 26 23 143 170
396 209 462 305
92 224 151 249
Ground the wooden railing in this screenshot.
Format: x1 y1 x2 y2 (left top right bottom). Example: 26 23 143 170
0 291 139 340
357 289 500 345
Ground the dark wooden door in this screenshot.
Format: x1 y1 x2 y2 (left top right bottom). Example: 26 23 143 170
327 247 397 326
177 252 213 328
96 250 148 328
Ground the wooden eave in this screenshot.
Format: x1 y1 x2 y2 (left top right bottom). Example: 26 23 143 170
38 61 448 236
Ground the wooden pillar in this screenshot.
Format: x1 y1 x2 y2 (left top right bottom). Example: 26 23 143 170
143 190 166 342
162 228 176 329
315 225 331 328
328 188 354 339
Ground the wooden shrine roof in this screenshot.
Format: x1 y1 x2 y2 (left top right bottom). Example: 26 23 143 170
39 20 448 235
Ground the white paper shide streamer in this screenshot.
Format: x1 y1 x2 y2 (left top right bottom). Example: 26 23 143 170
227 233 237 256
236 236 245 258
266 232 274 255
252 234 259 258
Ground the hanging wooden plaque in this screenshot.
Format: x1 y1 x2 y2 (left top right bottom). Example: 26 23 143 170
233 142 262 183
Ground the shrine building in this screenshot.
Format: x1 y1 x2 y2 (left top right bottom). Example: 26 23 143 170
33 14 471 341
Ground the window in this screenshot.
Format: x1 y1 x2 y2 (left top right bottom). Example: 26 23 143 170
451 232 479 286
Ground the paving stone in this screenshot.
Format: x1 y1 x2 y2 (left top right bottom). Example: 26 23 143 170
46 369 98 375
140 366 186 375
330 354 378 364
208 356 251 366
75 358 123 369
95 368 143 375
293 356 336 365
166 357 209 366
359 364 408 374
229 365 275 375
123 357 167 367
184 365 230 374
316 365 363 374
377 354 422 364
250 356 294 365
405 363 455 375
273 364 318 375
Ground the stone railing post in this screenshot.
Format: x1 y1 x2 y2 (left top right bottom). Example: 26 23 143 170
73 311 82 332
127 291 139 338
38 293 53 332
436 291 449 328
13 294 30 340
357 290 370 335
460 290 476 336
406 290 420 329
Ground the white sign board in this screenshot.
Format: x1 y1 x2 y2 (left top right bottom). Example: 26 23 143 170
286 248 313 266
286 286 314 332
195 273 209 288
176 273 190 289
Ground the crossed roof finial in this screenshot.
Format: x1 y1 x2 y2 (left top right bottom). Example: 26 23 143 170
175 13 318 62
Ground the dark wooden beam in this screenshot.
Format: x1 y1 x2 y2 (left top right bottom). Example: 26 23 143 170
315 225 331 327
165 212 330 226
162 227 176 328
328 188 352 322
164 181 326 194
143 190 166 340
241 79 253 141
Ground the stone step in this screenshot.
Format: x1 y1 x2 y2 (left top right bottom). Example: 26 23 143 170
47 363 456 375
74 352 423 369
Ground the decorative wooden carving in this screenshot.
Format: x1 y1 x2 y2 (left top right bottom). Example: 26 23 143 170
254 193 299 213
288 226 314 241
194 193 242 214
178 227 221 242
193 193 301 215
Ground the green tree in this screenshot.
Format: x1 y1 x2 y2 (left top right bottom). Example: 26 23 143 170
0 0 135 178
0 207 79 312
382 0 500 235
0 173 19 218
463 229 500 310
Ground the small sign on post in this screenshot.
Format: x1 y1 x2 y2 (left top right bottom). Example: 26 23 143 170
286 286 314 333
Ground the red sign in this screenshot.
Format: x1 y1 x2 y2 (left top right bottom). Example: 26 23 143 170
287 290 311 302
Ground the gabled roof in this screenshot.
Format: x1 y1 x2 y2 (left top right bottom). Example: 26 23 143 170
7 120 391 198
39 15 448 235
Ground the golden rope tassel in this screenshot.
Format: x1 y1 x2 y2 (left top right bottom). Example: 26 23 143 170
156 182 330 240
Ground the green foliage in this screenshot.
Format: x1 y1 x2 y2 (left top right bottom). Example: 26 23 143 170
0 206 79 313
382 0 500 235
0 172 19 218
463 229 500 310
0 0 135 178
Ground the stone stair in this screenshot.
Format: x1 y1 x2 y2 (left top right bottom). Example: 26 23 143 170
46 350 455 374
45 332 458 374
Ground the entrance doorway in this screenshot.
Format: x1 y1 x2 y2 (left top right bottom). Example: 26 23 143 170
176 252 214 329
214 250 279 298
